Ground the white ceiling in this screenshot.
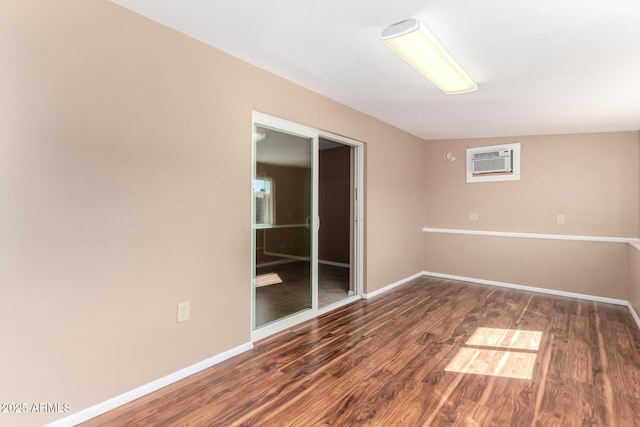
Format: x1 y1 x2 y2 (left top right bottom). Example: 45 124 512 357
111 0 640 140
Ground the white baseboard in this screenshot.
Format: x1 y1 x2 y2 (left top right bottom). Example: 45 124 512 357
319 259 350 268
258 259 349 269
362 272 424 299
628 302 640 332
423 271 640 333
45 342 253 427
45 272 640 427
256 259 297 268
422 271 628 306
263 252 310 262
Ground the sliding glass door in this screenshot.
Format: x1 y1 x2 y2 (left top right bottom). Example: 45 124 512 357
252 112 363 340
252 114 318 333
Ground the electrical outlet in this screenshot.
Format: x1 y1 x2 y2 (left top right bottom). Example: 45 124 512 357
469 212 479 222
556 214 565 224
177 301 190 322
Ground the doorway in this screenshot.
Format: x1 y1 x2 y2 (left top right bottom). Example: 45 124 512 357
318 139 354 308
251 112 363 340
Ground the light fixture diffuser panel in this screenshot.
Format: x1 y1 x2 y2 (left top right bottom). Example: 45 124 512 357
381 19 477 94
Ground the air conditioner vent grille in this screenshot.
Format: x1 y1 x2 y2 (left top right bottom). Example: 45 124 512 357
472 149 513 174
473 151 502 160
466 142 520 183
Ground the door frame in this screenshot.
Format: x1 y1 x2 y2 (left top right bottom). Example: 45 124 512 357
251 112 363 342
317 130 364 312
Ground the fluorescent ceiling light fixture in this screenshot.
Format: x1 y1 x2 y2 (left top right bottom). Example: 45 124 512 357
381 19 477 95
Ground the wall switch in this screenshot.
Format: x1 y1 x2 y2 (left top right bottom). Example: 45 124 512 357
177 301 190 322
556 214 565 224
469 212 479 222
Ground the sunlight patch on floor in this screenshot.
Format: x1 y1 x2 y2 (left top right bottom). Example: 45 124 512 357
445 347 537 380
255 273 283 287
466 327 542 351
445 327 543 380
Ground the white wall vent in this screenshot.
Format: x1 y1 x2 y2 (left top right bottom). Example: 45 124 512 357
466 142 521 183
472 149 513 174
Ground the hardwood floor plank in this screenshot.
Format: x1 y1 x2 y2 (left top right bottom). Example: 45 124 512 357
567 304 593 385
454 288 544 427
80 278 640 427
601 305 640 426
593 302 619 426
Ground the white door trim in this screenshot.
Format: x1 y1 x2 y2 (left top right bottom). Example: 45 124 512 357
318 130 364 301
250 112 364 342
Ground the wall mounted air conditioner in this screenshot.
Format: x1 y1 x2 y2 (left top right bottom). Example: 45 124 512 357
472 149 513 174
466 142 520 183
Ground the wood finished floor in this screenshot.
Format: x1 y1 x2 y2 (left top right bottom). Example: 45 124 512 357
81 277 640 426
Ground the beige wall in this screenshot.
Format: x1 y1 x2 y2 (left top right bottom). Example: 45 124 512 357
425 233 630 299
0 1 425 425
423 131 640 299
424 132 639 236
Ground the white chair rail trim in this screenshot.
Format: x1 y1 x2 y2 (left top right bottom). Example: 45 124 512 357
423 227 637 244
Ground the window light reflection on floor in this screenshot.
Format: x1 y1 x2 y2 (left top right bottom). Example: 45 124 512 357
466 327 542 351
445 328 543 380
